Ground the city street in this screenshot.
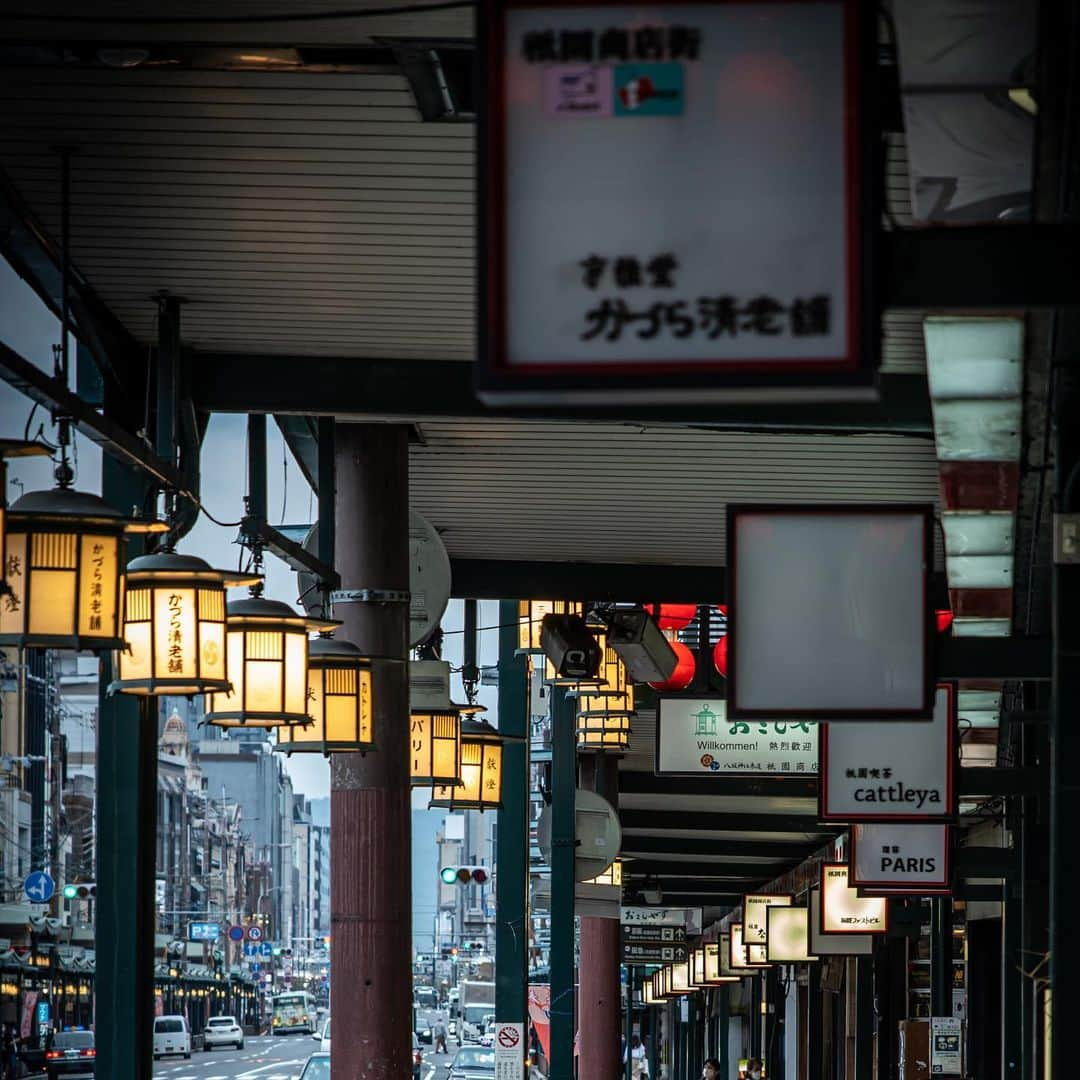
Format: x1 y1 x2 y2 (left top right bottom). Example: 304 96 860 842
149 1033 453 1079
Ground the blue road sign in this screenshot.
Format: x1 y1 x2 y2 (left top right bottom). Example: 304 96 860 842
228 925 245 943
243 943 258 957
259 942 273 958
250 963 261 975
24 872 55 904
189 921 221 942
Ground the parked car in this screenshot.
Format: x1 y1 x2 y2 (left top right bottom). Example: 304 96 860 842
203 1015 244 1051
152 1015 191 1060
319 1016 331 1052
448 1045 496 1080
299 1051 330 1079
44 1030 95 1079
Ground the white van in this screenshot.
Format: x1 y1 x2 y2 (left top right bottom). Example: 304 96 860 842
153 1015 192 1060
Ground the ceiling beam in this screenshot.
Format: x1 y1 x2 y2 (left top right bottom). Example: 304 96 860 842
619 836 820 860
617 809 833 835
193 352 932 433
622 860 790 879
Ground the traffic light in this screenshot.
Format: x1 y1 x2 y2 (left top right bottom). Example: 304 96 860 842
439 866 489 886
63 883 96 900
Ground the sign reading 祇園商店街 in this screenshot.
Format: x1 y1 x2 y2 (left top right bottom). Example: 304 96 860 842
655 697 818 776
478 0 879 405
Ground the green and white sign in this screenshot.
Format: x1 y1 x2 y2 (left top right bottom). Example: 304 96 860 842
655 697 817 776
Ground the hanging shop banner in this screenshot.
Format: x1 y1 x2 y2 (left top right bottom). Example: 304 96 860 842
820 863 887 934
766 906 817 963
743 894 793 945
728 924 759 971
728 506 934 721
478 0 877 405
655 697 818 776
807 890 873 955
820 684 956 823
850 823 951 894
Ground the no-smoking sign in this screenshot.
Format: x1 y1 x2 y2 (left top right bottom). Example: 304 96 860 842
494 1021 525 1078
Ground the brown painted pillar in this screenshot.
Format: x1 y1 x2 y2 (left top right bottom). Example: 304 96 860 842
579 754 624 1079
331 424 411 1080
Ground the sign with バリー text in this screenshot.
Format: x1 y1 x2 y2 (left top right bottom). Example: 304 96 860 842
820 685 956 822
656 698 817 776
820 863 887 934
851 823 951 893
479 1 876 404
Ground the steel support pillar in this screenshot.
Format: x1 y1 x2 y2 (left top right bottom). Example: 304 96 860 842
931 898 952 1018
854 955 874 1080
717 985 730 1080
549 685 577 1080
578 753 622 1079
330 424 411 1080
495 599 529 1035
807 963 822 1080
95 455 154 1080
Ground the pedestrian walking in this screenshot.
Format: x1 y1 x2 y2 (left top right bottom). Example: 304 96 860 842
624 1034 650 1078
700 1058 720 1080
432 1015 448 1055
2 1023 19 1080
743 1058 764 1080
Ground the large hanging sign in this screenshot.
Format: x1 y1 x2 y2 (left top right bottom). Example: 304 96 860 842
807 890 873 955
850 823 951 894
728 506 934 721
743 894 792 945
766 906 817 963
820 863 887 934
478 1 877 405
655 697 818 776
820 685 956 823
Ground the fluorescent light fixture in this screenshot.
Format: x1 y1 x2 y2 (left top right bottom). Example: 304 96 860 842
930 400 1022 461
944 555 1014 589
951 617 1012 637
923 317 1023 400
958 690 1001 711
941 512 1015 556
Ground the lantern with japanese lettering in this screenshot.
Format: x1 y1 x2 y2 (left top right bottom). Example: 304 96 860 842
575 629 634 751
275 636 375 755
205 596 318 729
409 659 476 787
110 552 258 696
0 487 165 652
430 717 504 811
581 858 623 888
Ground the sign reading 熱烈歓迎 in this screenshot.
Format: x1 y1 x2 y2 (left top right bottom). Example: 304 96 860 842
479 1 877 405
820 685 956 823
656 698 818 776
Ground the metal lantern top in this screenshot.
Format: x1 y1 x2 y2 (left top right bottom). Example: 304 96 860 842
0 486 166 652
205 595 321 728
110 551 261 696
275 636 376 756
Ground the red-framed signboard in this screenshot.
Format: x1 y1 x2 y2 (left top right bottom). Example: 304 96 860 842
850 823 952 895
819 684 958 824
819 862 888 935
727 505 936 721
477 0 880 405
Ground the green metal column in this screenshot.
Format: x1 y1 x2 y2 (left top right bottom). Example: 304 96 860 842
854 955 874 1080
930 898 952 1017
807 963 822 1080
95 454 155 1080
549 684 577 1079
717 985 730 1080
495 600 529 1040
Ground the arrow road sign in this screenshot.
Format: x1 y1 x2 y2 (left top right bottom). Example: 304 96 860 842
24 872 55 904
621 924 686 944
621 941 689 965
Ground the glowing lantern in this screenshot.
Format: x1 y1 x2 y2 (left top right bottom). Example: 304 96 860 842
517 599 583 651
643 603 697 630
110 552 257 696
575 630 635 751
275 637 375 755
409 659 478 787
648 640 695 691
430 717 505 811
205 597 318 729
582 859 623 888
0 487 165 652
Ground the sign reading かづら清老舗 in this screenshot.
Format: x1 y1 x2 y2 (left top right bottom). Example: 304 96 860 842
820 685 956 823
851 823 951 893
479 1 877 404
656 698 818 775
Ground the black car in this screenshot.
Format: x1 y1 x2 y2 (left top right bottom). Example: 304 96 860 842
45 1031 95 1079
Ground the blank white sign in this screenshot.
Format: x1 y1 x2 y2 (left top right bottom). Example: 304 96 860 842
730 507 931 717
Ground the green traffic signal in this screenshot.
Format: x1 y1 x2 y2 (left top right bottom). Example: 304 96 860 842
440 867 458 885
63 885 78 900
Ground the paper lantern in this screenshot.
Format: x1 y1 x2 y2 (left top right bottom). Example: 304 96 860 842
713 635 729 678
430 718 504 811
643 603 697 631
648 640 695 691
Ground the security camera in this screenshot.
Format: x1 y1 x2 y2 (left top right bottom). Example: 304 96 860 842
540 614 602 680
606 609 678 684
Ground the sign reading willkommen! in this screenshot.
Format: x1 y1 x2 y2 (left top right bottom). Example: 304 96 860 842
820 685 956 823
850 823 951 893
478 1 877 404
655 697 817 776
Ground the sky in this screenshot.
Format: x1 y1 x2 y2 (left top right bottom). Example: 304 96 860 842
0 259 502 803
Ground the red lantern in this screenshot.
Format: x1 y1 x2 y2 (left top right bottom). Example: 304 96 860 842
713 636 729 678
644 604 697 631
648 640 696 692
935 610 954 633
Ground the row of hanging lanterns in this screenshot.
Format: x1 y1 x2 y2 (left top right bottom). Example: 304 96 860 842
643 944 739 1004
